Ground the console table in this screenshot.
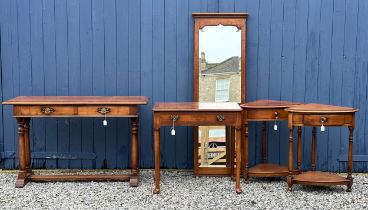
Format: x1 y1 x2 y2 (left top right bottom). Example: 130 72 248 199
152 102 243 194
241 100 301 181
3 96 148 188
285 103 357 192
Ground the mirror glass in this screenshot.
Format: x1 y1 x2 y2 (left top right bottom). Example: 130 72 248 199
198 25 241 168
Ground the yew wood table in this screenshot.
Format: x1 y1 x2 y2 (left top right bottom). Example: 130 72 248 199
285 104 357 192
152 102 243 194
3 96 148 188
241 100 302 181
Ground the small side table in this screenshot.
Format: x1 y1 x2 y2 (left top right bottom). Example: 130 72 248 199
285 104 358 192
153 102 243 194
241 100 301 181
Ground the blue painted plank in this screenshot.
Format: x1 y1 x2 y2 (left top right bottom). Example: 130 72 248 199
163 0 177 168
103 0 118 169
175 0 190 168
1 0 19 169
67 0 82 169
357 0 368 172
116 0 131 168
55 0 70 169
92 0 106 169
244 0 260 167
79 0 94 169
279 0 296 167
0 0 4 167
43 0 58 169
316 0 333 171
219 0 234 12
187 0 202 169
329 0 345 172
30 0 46 168
207 0 219 12
341 0 359 172
140 0 154 168
268 0 284 166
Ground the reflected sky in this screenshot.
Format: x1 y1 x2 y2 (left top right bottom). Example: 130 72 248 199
199 25 241 63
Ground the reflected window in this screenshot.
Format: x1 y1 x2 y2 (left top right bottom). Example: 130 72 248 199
215 79 230 102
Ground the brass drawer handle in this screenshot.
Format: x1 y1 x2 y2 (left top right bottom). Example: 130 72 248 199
40 107 55 115
320 117 328 123
97 107 111 115
274 111 279 119
217 114 225 122
169 115 179 121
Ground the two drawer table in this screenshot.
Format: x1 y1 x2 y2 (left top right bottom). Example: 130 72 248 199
3 96 148 188
153 102 243 194
285 104 357 192
241 100 302 181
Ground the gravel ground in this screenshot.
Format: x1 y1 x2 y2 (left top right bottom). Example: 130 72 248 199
0 169 367 210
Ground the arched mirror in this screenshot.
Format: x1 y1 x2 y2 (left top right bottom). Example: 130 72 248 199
193 13 248 175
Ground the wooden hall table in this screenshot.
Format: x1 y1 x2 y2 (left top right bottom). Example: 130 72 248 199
285 103 357 192
3 96 148 188
152 102 243 194
241 100 302 181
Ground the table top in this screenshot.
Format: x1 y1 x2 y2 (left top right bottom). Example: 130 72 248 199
241 99 301 109
285 103 358 113
153 102 242 112
3 96 148 105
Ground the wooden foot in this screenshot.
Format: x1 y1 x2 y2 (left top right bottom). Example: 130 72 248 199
236 188 243 194
129 175 138 187
153 188 160 194
287 176 293 192
346 181 353 192
15 172 29 188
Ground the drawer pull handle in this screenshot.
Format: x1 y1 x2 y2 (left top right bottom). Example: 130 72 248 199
169 115 179 121
320 117 328 123
97 107 111 115
320 117 328 132
273 111 279 130
40 107 55 115
217 114 225 122
274 111 279 118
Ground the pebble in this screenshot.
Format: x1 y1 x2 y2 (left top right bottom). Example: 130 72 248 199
0 170 367 210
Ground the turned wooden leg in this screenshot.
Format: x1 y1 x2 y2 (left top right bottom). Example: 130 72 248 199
24 118 32 175
153 128 160 194
287 126 294 192
347 126 354 192
262 122 267 163
311 127 317 171
243 124 249 182
130 117 139 187
230 126 235 180
16 118 29 188
235 127 242 194
297 126 302 171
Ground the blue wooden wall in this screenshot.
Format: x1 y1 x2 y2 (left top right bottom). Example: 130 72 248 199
0 0 367 172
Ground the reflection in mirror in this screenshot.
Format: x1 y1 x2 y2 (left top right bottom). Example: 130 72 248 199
198 25 241 168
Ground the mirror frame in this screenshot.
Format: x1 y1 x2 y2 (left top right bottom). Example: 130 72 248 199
192 13 248 175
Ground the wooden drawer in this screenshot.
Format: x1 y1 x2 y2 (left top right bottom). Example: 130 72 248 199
13 105 138 117
78 105 137 116
292 114 354 126
156 111 241 127
247 108 288 121
14 105 75 116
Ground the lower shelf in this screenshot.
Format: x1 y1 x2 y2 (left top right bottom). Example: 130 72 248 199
292 171 350 186
248 163 289 177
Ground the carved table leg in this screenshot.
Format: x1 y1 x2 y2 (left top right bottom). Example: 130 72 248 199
311 127 317 171
24 118 33 176
235 127 242 194
130 117 139 187
15 118 29 188
153 127 160 194
287 126 294 192
297 126 302 171
243 124 249 183
262 122 267 163
347 126 354 192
